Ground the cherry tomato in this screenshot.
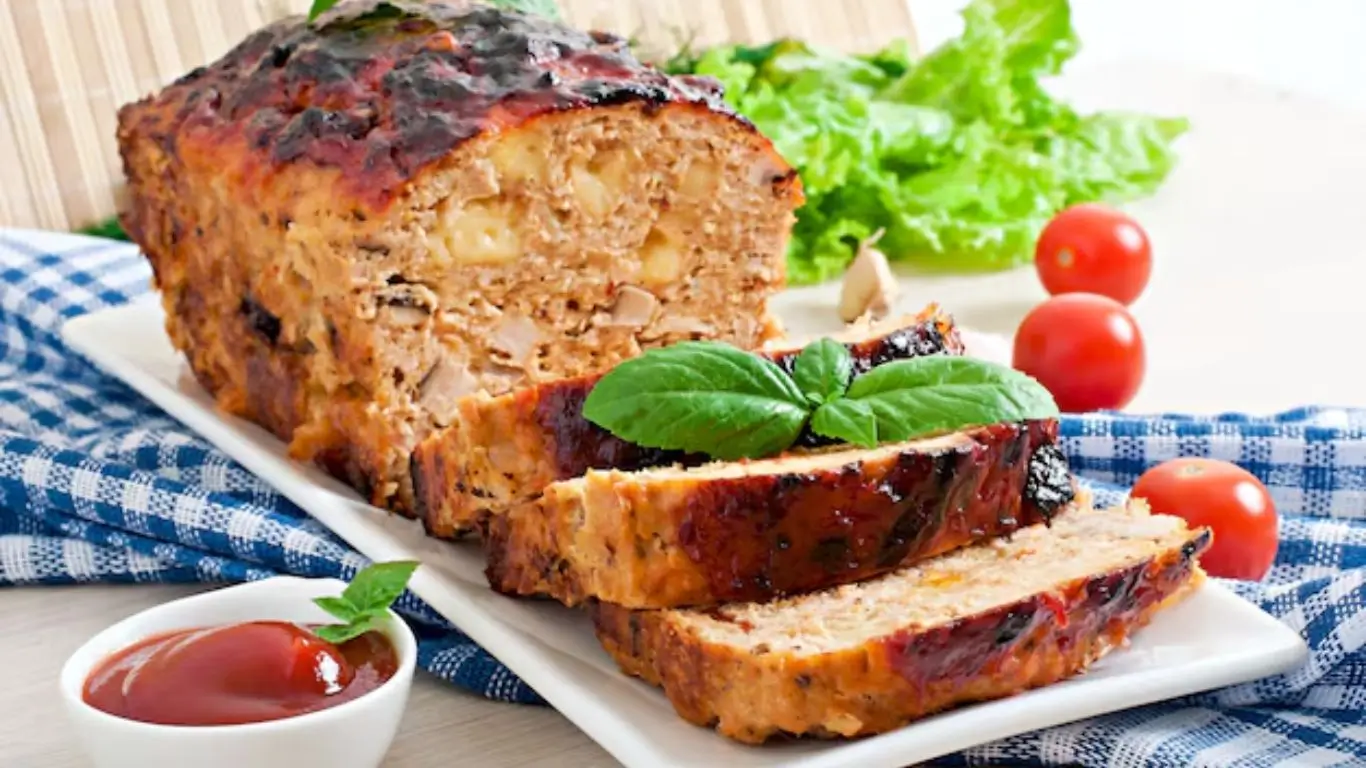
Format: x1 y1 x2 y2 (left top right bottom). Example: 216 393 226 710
1036 203 1152 306
1130 458 1279 581
1012 293 1145 413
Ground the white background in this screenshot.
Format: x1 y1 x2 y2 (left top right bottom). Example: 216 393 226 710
918 0 1366 116
777 0 1366 416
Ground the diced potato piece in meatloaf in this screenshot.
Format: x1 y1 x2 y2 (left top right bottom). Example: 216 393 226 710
592 500 1211 744
413 305 964 539
484 420 1076 608
116 0 802 513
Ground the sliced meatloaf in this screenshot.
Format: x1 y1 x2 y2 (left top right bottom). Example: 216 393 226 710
116 0 802 513
483 419 1075 608
592 500 1211 743
413 305 965 539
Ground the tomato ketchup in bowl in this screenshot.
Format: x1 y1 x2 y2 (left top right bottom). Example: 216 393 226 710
82 620 399 727
59 576 417 768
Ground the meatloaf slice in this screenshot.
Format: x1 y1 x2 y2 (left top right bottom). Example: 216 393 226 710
592 500 1211 744
483 419 1075 609
413 305 965 539
116 0 802 514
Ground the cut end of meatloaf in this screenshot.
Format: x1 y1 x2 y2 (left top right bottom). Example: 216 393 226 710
591 500 1211 743
116 0 801 513
483 419 1075 609
413 304 965 539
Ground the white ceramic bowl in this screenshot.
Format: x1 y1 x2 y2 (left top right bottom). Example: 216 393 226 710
59 576 417 768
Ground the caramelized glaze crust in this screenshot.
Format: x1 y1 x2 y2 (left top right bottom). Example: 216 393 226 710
483 420 1074 609
119 0 744 214
413 307 965 538
592 518 1210 743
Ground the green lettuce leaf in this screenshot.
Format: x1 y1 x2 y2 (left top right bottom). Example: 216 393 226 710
683 0 1187 283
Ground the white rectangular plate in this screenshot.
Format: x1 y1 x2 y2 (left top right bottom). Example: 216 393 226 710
62 301 1308 768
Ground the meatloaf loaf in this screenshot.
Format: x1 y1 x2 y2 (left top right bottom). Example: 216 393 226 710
484 420 1075 608
413 305 965 539
592 500 1211 743
116 0 802 513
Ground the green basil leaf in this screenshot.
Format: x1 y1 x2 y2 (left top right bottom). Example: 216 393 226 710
582 341 811 460
844 356 1057 441
312 612 382 645
312 596 362 623
78 216 129 242
307 0 342 21
792 338 854 406
312 561 417 645
309 0 409 28
339 560 420 615
810 398 878 448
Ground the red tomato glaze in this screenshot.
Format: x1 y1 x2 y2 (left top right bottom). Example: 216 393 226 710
82 621 397 726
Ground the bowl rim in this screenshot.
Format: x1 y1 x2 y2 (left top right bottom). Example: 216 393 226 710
58 575 418 736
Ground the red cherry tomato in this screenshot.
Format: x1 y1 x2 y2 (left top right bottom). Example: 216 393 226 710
1012 293 1145 413
1130 458 1279 581
1036 203 1152 306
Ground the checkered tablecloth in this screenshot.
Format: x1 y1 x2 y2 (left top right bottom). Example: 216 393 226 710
1 229 1362 767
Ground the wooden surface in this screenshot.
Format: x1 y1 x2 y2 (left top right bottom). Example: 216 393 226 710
1 583 618 767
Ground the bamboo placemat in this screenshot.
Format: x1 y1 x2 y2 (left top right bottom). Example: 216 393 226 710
0 0 916 232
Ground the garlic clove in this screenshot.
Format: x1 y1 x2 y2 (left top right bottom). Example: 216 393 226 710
838 230 899 323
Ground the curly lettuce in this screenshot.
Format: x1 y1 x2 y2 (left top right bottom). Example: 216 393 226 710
669 0 1188 284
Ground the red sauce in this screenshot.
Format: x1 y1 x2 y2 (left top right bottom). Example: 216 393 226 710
82 621 398 726
880 529 1211 688
670 420 1068 603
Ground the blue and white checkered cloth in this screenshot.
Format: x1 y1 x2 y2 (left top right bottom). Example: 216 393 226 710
1 229 1362 767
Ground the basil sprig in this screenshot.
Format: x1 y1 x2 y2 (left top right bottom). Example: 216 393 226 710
582 340 1058 459
577 341 809 461
313 560 419 644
